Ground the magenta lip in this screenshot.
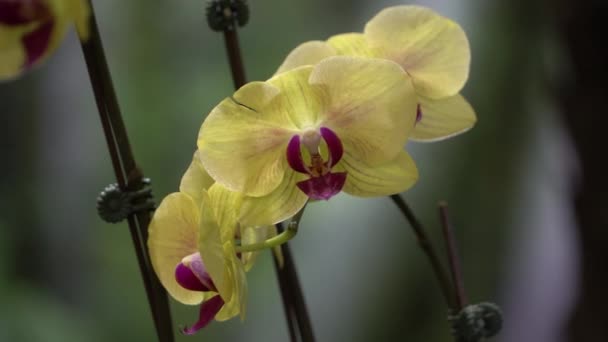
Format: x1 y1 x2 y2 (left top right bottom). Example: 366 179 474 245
296 171 347 200
174 253 216 292
175 263 214 292
0 1 48 25
180 295 225 335
23 21 54 67
416 103 422 123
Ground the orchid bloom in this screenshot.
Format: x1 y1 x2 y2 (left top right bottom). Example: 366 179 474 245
276 5 476 142
148 152 277 334
0 0 89 80
198 56 419 226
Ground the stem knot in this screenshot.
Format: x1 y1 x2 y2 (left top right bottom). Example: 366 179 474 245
206 0 249 32
449 302 503 342
96 178 155 223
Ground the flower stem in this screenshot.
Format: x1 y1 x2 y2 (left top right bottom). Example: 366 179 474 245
389 194 456 309
79 2 174 341
438 201 468 311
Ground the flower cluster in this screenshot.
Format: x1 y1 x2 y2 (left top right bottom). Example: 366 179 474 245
148 5 476 334
0 0 89 80
0 1 476 335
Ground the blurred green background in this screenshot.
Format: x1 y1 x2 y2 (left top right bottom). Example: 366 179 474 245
0 0 583 341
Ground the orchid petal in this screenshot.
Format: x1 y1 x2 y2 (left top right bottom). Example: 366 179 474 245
180 151 215 205
148 193 204 305
364 5 470 98
0 26 27 79
327 33 376 57
337 151 418 197
275 40 336 74
240 170 308 227
310 56 417 165
198 81 291 197
198 189 233 311
199 184 246 320
411 94 477 142
266 66 327 129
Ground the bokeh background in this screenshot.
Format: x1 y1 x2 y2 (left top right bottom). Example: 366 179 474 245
1 0 603 341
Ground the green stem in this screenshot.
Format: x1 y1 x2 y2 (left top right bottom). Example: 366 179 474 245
235 205 306 253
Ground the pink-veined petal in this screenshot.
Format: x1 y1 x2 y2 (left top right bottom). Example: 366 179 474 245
364 5 470 98
275 40 336 74
239 170 308 227
148 193 205 305
337 150 418 197
310 56 417 165
411 94 477 142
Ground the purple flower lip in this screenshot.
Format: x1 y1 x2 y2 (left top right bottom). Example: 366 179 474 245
296 171 347 200
286 126 346 200
175 253 216 292
23 21 54 67
0 1 50 25
416 103 422 124
180 295 225 335
175 253 224 334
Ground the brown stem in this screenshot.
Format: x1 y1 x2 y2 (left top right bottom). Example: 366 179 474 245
389 194 456 309
80 2 174 341
223 29 246 89
438 201 468 311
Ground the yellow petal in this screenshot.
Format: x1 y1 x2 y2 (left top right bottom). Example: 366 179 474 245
215 240 246 321
64 0 90 40
266 66 327 129
275 40 336 74
240 170 308 227
411 94 476 142
0 26 27 80
337 150 418 197
200 183 247 320
364 5 470 98
198 81 291 197
310 56 417 165
148 193 204 305
180 150 215 205
327 33 376 57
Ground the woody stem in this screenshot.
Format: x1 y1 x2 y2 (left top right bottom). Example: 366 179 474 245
79 2 174 341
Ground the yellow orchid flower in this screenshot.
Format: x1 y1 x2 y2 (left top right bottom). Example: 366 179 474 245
276 5 476 142
198 56 419 226
149 152 281 333
0 0 89 80
181 150 283 268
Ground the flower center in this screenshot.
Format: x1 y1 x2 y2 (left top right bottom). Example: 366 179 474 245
286 127 347 200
